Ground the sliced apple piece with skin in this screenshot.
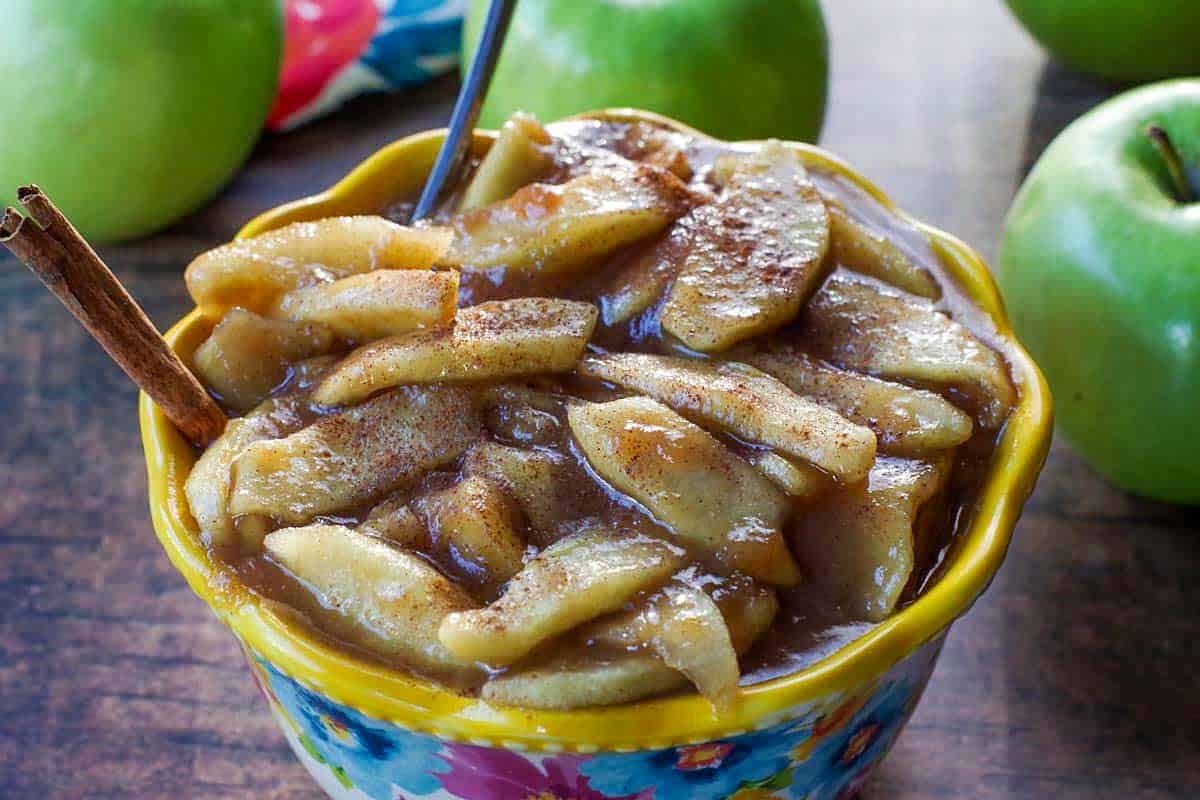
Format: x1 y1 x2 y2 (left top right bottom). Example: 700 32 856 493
459 112 555 212
314 298 598 406
486 574 778 710
660 141 831 352
264 524 483 684
441 163 693 275
193 309 336 413
790 455 951 622
568 397 800 586
578 353 876 483
438 526 685 666
229 385 482 525
800 272 1017 427
271 269 459 341
186 216 453 318
747 344 973 456
412 475 528 599
826 199 941 300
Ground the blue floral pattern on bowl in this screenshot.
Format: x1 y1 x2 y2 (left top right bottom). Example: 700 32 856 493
247 634 943 800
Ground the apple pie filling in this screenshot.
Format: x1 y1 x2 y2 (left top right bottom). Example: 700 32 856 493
182 113 1016 710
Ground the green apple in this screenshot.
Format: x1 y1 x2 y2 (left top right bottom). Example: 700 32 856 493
0 1 281 243
1005 0 1200 82
463 0 827 143
999 80 1200 504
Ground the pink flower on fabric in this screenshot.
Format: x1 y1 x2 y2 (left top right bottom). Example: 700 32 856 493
269 0 381 128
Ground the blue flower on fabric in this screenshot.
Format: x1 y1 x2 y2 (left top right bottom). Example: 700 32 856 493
262 661 448 799
362 0 463 87
580 724 808 800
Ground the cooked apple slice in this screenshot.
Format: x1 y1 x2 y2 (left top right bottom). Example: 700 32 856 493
590 574 777 653
358 495 427 548
482 654 685 710
826 200 940 299
229 385 481 524
568 397 800 586
272 270 459 341
631 124 694 181
707 574 781 653
438 526 685 666
596 229 682 326
461 441 606 543
660 141 831 352
186 216 453 318
747 345 973 456
460 112 555 211
599 582 739 709
578 353 876 482
485 575 778 710
264 524 482 684
412 475 527 599
186 403 295 550
790 456 951 621
801 273 1017 427
193 309 336 413
749 451 829 498
642 584 739 709
441 163 692 275
314 298 598 406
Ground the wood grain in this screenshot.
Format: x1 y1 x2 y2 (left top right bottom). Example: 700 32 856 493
1 2 1197 798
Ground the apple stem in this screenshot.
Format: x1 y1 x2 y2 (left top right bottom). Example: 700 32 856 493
1144 124 1196 204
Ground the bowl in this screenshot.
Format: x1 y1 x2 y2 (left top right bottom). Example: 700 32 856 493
139 109 1053 800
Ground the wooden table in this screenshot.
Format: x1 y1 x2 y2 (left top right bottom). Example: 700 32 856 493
2 1 1197 797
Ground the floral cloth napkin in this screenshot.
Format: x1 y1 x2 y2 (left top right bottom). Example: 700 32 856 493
268 0 463 130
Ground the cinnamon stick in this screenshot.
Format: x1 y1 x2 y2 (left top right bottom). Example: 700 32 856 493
1 188 226 445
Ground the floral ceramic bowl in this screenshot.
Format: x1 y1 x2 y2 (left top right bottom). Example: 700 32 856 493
140 110 1053 800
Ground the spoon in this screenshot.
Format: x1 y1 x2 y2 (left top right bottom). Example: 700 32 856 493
410 0 517 222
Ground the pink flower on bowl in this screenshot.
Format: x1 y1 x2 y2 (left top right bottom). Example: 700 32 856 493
439 742 649 800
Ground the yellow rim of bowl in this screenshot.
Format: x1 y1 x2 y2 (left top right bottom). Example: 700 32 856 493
139 109 1053 751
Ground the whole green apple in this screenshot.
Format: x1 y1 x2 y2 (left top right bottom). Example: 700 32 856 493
1005 0 1200 82
0 1 281 243
999 80 1200 504
463 0 827 143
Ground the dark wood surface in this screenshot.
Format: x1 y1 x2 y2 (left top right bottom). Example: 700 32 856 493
2 1 1197 797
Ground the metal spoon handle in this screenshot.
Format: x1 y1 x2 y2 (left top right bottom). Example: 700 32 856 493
410 0 517 222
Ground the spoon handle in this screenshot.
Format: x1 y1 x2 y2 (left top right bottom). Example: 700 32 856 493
410 0 517 222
